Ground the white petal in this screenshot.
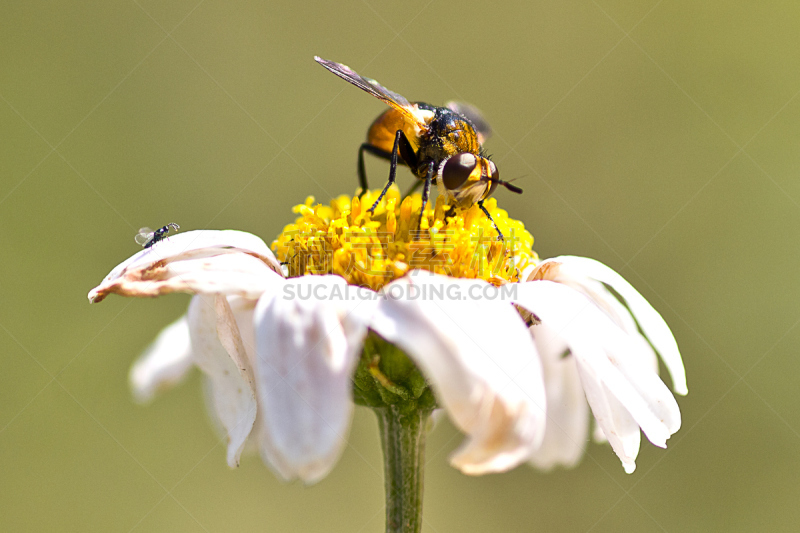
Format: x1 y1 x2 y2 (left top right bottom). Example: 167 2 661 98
129 315 193 403
188 294 257 467
546 256 687 395
253 276 373 483
575 360 641 473
527 324 589 471
520 263 539 284
528 261 651 376
202 296 262 456
371 272 546 475
592 417 607 443
89 230 283 303
226 296 259 369
513 281 681 451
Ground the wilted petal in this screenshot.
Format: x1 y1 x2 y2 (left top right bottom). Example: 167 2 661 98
103 229 279 282
527 324 589 470
370 272 546 475
89 230 283 303
92 249 284 302
129 315 193 403
513 281 681 471
254 276 373 483
188 294 257 467
536 256 687 395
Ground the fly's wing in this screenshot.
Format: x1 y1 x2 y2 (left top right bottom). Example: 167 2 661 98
315 56 429 130
446 101 492 144
135 227 153 246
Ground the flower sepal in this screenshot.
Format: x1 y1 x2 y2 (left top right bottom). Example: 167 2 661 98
353 332 437 413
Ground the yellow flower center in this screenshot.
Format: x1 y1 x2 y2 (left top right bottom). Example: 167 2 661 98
271 187 538 290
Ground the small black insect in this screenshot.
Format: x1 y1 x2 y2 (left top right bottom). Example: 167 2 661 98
135 223 180 249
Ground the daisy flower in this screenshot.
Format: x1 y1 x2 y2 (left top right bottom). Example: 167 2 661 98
89 188 686 528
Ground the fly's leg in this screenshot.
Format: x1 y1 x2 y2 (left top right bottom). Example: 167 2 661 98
358 143 391 197
415 161 436 239
478 199 504 241
367 131 402 211
368 130 417 213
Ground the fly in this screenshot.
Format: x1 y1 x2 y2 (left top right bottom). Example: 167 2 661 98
135 223 180 249
315 57 522 240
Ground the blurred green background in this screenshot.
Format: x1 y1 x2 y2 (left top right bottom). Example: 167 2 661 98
2 1 799 531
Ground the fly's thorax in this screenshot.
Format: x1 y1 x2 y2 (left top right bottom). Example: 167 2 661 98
416 108 482 163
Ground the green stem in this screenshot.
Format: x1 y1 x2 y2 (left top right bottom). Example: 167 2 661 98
375 405 431 533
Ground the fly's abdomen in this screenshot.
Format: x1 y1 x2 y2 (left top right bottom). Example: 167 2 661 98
367 108 421 154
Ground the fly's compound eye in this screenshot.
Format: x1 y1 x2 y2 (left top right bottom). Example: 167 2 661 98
488 161 500 196
441 153 478 190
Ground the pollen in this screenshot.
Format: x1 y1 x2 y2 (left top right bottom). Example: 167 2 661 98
271 187 538 290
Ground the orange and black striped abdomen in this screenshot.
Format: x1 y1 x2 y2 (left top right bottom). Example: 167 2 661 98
366 107 424 155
